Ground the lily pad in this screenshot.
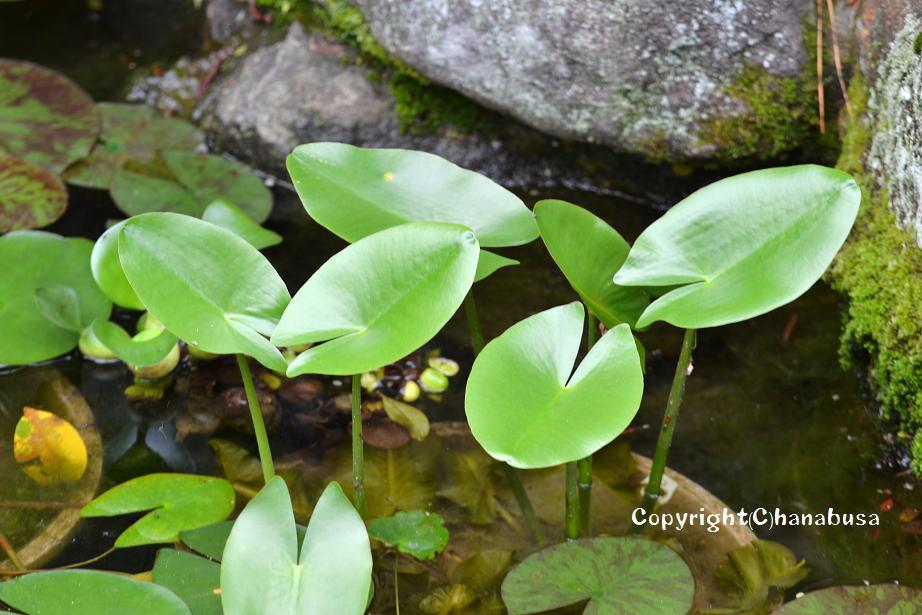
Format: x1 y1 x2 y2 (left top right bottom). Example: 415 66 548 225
0 570 191 615
775 584 920 614
64 102 204 189
91 219 145 309
0 59 99 174
369 510 449 560
501 537 695 614
89 319 179 367
111 151 272 222
475 249 519 282
33 285 82 332
0 231 112 365
80 473 236 548
153 549 222 615
14 407 88 486
202 199 282 249
0 154 68 232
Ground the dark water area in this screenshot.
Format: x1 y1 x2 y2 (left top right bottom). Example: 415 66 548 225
1 0 920 603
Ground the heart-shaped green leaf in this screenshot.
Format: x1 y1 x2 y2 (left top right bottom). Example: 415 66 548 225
614 165 861 329
179 521 236 561
775 584 921 614
91 219 145 309
118 212 290 371
89 319 179 366
221 478 372 615
0 570 191 615
202 199 282 249
34 285 82 332
153 549 222 615
80 473 235 548
0 154 68 232
0 231 112 365
111 151 272 222
465 302 643 468
64 102 204 189
0 60 99 174
475 249 518 282
502 537 695 614
286 143 537 248
535 199 649 328
273 222 479 376
368 510 449 560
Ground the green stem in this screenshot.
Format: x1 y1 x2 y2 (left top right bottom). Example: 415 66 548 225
352 373 366 518
577 309 599 537
465 289 542 543
641 328 696 513
565 461 579 541
236 354 275 484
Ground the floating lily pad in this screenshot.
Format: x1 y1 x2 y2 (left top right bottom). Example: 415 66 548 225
111 151 272 222
0 154 68 232
0 231 112 365
202 199 282 249
775 584 921 614
368 510 449 560
64 102 204 189
0 60 99 174
501 537 695 614
153 549 222 615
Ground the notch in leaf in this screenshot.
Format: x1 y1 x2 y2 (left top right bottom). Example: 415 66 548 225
465 302 644 468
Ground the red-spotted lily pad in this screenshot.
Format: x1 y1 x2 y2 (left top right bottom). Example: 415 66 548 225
0 154 68 232
501 537 695 614
775 584 920 614
0 60 99 174
111 151 272 222
64 103 204 189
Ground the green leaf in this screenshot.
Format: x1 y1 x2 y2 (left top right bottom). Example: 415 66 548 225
34 285 82 332
89 319 179 366
153 549 222 615
202 199 282 249
501 537 695 614
0 154 68 232
535 199 649 328
111 151 272 222
286 143 537 248
474 249 518 282
614 165 861 329
0 60 99 174
221 478 372 615
465 302 643 468
0 231 112 365
118 212 290 371
273 222 479 376
64 102 204 189
179 521 236 561
80 473 236 548
91 219 145 310
775 584 921 614
381 395 430 441
368 509 449 560
0 570 191 615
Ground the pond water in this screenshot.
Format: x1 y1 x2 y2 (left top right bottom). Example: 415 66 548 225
1 1 920 610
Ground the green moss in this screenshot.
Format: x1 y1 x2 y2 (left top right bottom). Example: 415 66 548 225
829 74 922 476
388 73 495 135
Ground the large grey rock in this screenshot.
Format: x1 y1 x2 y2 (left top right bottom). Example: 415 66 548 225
355 0 811 159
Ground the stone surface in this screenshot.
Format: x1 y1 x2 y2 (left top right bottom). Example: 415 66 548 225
355 0 811 159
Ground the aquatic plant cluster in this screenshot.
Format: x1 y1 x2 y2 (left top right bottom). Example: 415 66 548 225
2 59 919 614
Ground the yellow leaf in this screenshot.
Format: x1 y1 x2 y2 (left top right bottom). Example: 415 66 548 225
381 395 430 441
13 407 88 486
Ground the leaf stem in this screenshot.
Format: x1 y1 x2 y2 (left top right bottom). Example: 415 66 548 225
565 461 579 541
641 328 696 513
577 309 599 537
465 289 543 543
352 372 366 518
236 354 275 484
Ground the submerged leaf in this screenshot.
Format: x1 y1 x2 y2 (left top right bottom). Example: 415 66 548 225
0 231 112 365
774 584 921 614
501 537 694 614
615 165 861 329
80 473 236 548
286 143 537 248
368 510 449 560
64 102 204 189
0 60 99 174
0 570 190 615
14 406 88 485
0 154 68 232
381 395 430 441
